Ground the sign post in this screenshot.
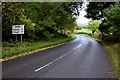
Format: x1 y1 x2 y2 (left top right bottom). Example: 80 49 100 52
12 25 24 43
16 35 17 42
20 35 22 43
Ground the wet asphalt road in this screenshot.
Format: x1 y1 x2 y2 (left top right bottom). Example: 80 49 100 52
2 35 114 78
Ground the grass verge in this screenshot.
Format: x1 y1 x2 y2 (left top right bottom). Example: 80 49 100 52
77 33 119 78
101 41 119 78
76 29 92 33
1 35 76 59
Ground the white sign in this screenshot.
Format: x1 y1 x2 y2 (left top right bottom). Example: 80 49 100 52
12 25 24 34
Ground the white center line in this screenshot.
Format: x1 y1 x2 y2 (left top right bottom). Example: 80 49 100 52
76 44 81 49
35 43 82 72
35 53 68 72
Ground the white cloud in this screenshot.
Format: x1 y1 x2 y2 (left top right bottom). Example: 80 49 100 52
76 16 89 25
75 2 89 25
80 10 87 17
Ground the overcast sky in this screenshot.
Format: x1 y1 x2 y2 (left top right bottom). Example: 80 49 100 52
76 1 89 25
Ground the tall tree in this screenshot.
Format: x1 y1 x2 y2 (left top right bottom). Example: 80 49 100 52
85 2 115 20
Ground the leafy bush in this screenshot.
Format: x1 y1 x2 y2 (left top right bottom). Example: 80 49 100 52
100 3 120 42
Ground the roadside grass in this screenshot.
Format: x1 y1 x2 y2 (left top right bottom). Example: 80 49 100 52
76 29 92 33
74 29 99 36
77 33 119 78
1 35 76 59
101 41 119 77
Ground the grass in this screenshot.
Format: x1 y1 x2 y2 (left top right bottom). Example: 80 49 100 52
77 29 92 33
1 35 76 59
101 41 119 78
74 29 99 36
78 33 119 78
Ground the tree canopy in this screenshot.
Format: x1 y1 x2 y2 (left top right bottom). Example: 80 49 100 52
85 2 115 20
86 18 100 34
86 2 120 41
99 3 120 41
2 2 82 41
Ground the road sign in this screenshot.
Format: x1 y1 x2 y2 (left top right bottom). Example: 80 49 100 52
12 25 24 34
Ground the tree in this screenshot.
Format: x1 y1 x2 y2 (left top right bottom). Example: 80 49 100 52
2 2 36 40
2 2 82 41
104 3 120 27
85 2 120 41
86 18 100 34
99 3 120 41
85 2 115 20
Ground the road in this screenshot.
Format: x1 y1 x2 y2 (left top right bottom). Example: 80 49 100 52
2 35 115 78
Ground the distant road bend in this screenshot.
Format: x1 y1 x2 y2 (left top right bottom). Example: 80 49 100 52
3 35 115 78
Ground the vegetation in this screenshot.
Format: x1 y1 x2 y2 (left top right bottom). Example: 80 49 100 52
85 2 115 20
2 2 82 58
86 2 120 42
76 25 87 30
86 19 100 34
99 3 120 41
75 29 92 34
2 2 120 77
2 2 82 41
1 36 75 58
102 42 119 77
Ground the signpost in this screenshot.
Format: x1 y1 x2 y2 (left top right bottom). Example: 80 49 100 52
12 25 24 43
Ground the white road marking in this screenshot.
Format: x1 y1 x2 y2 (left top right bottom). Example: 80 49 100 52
35 43 82 72
76 44 81 49
35 53 68 72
